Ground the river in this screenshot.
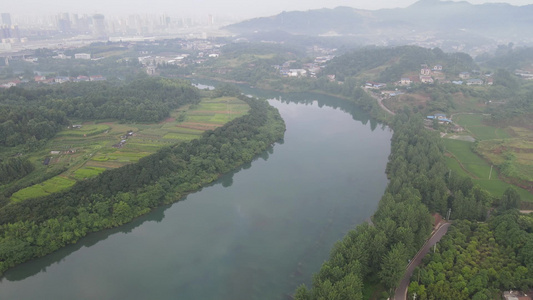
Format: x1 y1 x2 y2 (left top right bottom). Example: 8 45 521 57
0 88 393 300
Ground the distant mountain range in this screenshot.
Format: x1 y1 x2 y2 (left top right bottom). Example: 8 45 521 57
225 0 533 49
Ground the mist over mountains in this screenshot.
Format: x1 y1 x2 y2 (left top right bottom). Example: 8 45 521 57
225 0 533 52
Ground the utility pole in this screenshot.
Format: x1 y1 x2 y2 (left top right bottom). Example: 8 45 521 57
413 292 417 300
489 165 493 180
446 208 451 220
434 243 437 253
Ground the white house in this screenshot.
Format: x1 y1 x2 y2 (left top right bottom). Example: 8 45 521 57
400 78 412 85
74 53 91 60
459 72 470 79
288 69 307 77
420 75 434 84
421 68 431 76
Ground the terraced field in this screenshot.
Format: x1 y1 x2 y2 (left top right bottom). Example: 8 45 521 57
11 97 249 202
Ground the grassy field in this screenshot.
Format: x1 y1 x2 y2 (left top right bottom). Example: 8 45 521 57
9 96 249 202
443 139 492 179
72 167 106 180
452 114 533 192
443 139 533 202
454 114 511 140
11 176 76 202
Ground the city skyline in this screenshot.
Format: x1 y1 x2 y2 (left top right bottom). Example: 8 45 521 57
3 0 532 20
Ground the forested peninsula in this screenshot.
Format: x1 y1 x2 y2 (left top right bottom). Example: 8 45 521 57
0 89 285 275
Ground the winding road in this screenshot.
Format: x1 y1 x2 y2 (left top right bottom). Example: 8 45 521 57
363 88 396 116
394 222 451 300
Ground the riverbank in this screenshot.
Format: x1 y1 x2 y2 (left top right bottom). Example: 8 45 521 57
0 95 286 275
0 90 393 300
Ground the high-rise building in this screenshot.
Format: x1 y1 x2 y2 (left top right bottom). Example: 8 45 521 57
0 25 11 39
58 13 72 33
1 13 11 26
93 14 107 39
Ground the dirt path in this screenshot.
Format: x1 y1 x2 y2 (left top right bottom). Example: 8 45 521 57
363 89 396 116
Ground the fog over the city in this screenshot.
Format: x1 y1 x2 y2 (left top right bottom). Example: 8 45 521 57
6 0 532 19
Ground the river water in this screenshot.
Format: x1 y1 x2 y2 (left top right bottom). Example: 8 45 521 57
0 89 392 300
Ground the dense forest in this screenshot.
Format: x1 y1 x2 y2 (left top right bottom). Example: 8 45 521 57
0 77 199 150
0 157 35 185
409 210 533 299
0 92 286 275
482 46 533 71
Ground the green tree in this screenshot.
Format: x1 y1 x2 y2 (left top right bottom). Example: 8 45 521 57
499 187 520 211
379 242 408 292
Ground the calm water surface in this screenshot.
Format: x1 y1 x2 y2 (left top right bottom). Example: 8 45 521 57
0 90 392 300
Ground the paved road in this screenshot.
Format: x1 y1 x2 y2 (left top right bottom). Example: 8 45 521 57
394 222 451 300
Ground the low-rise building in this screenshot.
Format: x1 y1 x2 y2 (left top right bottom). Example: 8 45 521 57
74 53 91 60
427 113 452 124
459 72 471 79
400 77 412 85
466 78 484 85
54 76 70 83
288 69 307 77
420 75 434 84
365 82 387 89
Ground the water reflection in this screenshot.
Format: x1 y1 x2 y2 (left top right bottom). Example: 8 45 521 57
0 82 392 300
1 143 276 282
2 205 166 282
189 78 384 132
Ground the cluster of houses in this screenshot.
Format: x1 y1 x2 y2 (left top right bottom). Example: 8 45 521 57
515 69 533 80
139 51 222 76
0 74 106 88
273 62 308 78
393 64 496 87
35 74 106 84
273 54 335 78
452 71 493 86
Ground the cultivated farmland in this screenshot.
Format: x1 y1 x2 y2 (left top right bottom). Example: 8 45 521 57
10 97 249 202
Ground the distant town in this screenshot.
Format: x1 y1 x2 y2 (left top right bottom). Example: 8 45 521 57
0 11 238 53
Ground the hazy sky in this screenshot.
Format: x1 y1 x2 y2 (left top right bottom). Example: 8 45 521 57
5 0 532 19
